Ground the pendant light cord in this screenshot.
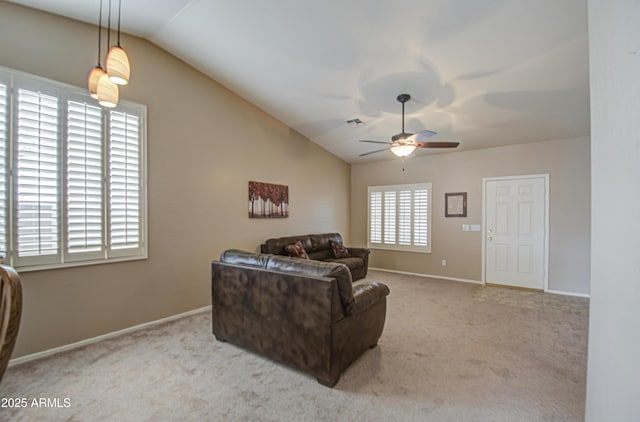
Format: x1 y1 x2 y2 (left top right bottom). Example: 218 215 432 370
117 0 122 47
97 0 103 66
106 0 112 52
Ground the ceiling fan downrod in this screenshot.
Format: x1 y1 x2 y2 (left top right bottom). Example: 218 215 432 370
397 93 410 135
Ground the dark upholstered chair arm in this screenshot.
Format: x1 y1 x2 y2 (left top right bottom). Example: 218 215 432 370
351 282 389 314
347 247 370 259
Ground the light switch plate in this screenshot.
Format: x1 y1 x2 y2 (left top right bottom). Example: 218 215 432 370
470 224 481 231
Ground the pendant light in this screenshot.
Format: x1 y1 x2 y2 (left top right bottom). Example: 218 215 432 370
88 0 106 99
97 74 119 108
106 0 130 85
97 0 119 108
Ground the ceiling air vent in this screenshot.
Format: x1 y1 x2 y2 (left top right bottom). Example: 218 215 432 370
346 118 364 128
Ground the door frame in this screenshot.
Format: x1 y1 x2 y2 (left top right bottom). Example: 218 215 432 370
481 174 550 291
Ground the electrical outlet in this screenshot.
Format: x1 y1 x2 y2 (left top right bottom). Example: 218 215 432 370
441 259 447 267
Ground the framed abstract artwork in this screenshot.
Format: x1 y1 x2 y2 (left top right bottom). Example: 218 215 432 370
248 181 289 218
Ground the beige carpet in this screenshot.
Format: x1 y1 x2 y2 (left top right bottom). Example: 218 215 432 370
0 271 589 421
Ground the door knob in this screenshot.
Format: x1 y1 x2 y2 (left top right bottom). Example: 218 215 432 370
487 235 493 241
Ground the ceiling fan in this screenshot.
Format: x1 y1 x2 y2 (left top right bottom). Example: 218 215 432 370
359 94 459 157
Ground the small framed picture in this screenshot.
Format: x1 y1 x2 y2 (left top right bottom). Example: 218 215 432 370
445 192 467 217
248 181 289 218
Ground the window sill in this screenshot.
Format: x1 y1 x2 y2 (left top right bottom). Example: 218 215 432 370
8 254 148 273
368 245 431 254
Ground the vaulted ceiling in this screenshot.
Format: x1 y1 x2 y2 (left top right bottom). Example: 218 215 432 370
8 0 590 163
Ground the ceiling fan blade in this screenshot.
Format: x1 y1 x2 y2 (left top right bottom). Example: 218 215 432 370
359 148 389 157
359 140 392 145
416 141 460 148
409 129 438 142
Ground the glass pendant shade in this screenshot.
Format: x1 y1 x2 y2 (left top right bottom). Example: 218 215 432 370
88 66 107 99
106 45 130 85
390 144 417 157
97 74 119 108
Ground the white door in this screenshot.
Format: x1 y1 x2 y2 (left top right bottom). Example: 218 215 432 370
484 176 548 290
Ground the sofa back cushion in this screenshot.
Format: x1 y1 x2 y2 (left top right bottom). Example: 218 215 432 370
309 233 342 253
266 255 354 314
263 235 313 255
307 250 332 261
262 233 343 256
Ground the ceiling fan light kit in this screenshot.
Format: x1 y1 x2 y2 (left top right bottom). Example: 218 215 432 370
359 93 459 159
390 143 417 157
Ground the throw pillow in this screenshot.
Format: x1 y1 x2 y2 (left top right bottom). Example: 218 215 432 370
284 241 309 259
330 239 350 259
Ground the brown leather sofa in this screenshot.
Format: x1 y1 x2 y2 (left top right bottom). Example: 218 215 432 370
261 233 370 280
211 249 389 387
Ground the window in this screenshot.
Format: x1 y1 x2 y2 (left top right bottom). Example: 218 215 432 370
368 183 431 253
0 66 147 271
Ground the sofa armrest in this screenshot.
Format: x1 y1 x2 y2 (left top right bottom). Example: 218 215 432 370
346 247 371 280
351 282 389 314
347 247 370 259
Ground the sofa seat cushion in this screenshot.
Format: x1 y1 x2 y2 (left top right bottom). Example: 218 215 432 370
325 257 364 271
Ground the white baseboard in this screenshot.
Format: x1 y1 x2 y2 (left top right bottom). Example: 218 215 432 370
369 267 482 285
9 305 212 367
369 267 590 298
545 289 590 298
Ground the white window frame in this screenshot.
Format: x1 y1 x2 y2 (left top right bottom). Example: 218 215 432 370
0 66 147 272
367 182 432 253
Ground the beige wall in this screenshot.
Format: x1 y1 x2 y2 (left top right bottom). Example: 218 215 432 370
586 0 640 419
351 137 590 295
0 3 350 357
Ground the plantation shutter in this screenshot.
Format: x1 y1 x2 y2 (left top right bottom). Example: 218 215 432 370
413 188 428 246
109 109 141 255
14 87 60 264
367 183 431 253
0 82 8 258
383 191 396 244
369 191 382 244
398 190 412 245
66 100 103 259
